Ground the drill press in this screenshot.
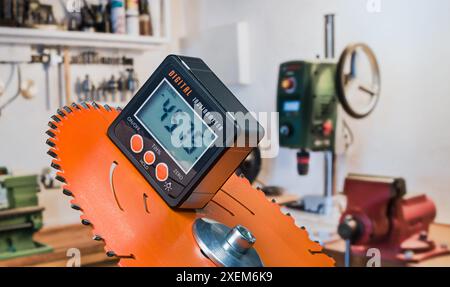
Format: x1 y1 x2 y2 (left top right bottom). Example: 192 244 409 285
277 15 381 214
0 171 52 260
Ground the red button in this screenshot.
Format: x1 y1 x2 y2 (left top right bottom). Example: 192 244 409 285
322 120 333 136
155 163 169 182
130 134 144 153
143 151 156 165
281 78 295 90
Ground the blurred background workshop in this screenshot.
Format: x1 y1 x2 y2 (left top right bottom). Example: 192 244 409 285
0 0 449 267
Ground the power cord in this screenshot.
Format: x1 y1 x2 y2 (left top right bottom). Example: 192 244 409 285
0 64 22 117
342 119 354 150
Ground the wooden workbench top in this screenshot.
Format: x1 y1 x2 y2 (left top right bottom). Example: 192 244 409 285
2 208 448 267
0 224 118 267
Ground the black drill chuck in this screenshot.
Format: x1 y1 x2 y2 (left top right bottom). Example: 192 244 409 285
297 150 310 175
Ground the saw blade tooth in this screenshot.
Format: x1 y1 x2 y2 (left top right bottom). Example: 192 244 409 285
46 139 56 148
71 204 82 211
93 234 103 241
116 107 122 112
55 175 67 183
92 101 100 109
103 104 112 111
50 161 61 170
81 219 91 226
62 189 73 197
51 115 61 123
105 251 134 259
308 249 324 255
57 109 66 118
63 106 73 113
80 102 90 109
47 149 58 159
71 102 81 110
48 121 58 130
46 130 56 138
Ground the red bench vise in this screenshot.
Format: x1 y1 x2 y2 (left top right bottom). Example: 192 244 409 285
338 174 449 263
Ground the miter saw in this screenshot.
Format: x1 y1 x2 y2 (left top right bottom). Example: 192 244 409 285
45 55 334 267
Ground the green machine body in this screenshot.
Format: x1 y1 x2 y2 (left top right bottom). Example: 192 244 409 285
0 173 52 260
277 61 338 152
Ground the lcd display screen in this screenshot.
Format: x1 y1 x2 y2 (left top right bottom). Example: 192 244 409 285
135 79 218 174
283 100 301 112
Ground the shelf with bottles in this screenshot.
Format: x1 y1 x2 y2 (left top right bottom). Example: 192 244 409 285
0 0 171 51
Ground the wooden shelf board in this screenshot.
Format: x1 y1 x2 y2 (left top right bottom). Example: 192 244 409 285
0 27 168 50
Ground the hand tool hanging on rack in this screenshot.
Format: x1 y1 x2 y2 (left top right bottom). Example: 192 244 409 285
118 72 127 102
81 75 94 102
75 77 82 102
107 75 118 102
32 49 64 110
0 64 24 117
63 48 72 105
100 79 108 102
126 68 139 98
70 51 135 104
0 63 37 117
32 51 51 110
57 48 64 108
70 51 133 66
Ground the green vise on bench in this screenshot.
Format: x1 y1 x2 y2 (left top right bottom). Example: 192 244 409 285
0 171 52 260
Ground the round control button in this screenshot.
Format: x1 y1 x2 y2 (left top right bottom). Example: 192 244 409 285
280 124 292 137
281 77 296 93
130 134 144 153
143 151 156 165
156 163 169 182
281 78 294 90
322 120 333 136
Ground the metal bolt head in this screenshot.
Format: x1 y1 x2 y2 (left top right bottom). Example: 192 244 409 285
419 231 428 241
403 250 414 260
224 225 256 255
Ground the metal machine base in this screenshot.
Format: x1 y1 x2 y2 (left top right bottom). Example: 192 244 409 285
192 218 263 267
0 242 52 260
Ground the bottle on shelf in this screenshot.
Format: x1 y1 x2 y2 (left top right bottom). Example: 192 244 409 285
126 0 139 35
92 2 111 33
111 0 126 34
138 0 153 36
80 4 95 32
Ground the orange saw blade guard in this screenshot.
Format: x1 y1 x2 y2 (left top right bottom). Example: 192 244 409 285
46 103 335 267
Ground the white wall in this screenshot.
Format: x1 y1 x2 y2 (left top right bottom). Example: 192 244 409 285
0 0 183 226
180 0 450 223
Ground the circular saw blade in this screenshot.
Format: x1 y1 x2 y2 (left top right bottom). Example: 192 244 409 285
46 102 335 267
